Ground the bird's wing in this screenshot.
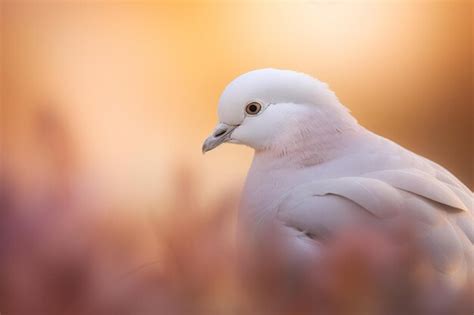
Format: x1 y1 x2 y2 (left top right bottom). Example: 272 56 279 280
277 170 474 284
363 168 474 243
364 168 471 212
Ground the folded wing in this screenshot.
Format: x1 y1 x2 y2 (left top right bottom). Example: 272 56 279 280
277 168 474 288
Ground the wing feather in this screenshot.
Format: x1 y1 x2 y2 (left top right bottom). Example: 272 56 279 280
284 177 403 219
276 171 473 286
364 169 469 211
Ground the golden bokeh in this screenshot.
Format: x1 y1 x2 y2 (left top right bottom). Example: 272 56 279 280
2 1 472 207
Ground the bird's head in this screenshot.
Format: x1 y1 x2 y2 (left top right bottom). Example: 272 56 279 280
202 68 357 154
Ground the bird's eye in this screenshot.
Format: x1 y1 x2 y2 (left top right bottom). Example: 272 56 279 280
245 102 262 115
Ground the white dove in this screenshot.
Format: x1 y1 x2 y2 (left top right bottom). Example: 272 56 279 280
202 68 473 289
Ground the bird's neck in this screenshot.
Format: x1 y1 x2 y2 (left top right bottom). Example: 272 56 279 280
254 108 364 169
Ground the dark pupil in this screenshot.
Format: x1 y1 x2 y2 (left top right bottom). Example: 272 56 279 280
248 104 258 113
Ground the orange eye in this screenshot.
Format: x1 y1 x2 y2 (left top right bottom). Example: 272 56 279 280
245 102 262 115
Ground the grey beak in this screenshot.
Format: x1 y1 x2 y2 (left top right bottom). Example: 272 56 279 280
202 123 237 153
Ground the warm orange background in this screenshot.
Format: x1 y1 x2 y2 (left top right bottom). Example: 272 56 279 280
2 1 473 208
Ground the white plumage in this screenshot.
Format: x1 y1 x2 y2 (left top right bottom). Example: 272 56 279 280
203 68 473 289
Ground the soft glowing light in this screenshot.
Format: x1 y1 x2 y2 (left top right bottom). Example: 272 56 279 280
2 1 472 207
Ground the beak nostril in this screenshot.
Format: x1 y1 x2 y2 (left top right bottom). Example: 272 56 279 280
214 129 227 137
203 124 237 153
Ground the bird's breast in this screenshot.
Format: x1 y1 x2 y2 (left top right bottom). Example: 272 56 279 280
238 166 308 233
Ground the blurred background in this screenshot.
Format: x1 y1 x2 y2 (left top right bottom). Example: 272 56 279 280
1 1 472 314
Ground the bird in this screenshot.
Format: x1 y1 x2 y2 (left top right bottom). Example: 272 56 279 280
202 68 473 290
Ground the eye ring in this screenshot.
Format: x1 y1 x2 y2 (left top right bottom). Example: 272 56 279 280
245 102 262 115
